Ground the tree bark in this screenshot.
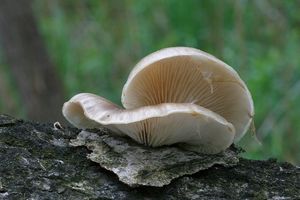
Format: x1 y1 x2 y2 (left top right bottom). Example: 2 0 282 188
0 0 65 122
0 114 299 199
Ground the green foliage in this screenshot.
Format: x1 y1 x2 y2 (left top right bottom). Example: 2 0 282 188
3 0 300 164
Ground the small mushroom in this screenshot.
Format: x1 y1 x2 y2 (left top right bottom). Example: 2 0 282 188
62 47 254 154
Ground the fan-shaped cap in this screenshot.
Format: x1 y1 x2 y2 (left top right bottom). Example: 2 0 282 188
63 93 235 154
121 47 254 141
62 47 254 154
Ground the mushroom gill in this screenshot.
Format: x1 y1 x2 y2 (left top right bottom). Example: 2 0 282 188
122 47 254 141
62 47 254 154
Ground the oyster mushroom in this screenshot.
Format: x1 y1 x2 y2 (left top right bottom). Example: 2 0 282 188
62 47 254 154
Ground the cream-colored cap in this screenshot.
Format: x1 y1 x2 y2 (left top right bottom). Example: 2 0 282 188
62 47 254 154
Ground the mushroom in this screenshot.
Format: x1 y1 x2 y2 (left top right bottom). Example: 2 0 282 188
62 47 254 154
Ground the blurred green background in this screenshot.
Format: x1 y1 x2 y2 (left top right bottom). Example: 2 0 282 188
0 0 299 164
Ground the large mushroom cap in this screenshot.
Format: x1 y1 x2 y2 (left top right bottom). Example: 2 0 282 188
63 93 235 154
62 47 254 154
121 47 254 141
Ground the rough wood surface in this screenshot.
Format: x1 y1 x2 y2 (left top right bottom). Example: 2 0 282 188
70 130 239 187
0 114 299 199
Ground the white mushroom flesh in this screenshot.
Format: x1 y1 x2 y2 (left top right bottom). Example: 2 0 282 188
63 93 235 154
122 47 254 141
62 47 254 154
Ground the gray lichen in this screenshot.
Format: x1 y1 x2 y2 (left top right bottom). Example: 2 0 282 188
70 130 239 187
